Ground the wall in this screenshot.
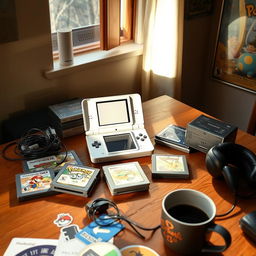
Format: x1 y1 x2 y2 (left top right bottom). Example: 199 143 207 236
1 0 255 144
181 1 255 132
201 1 255 132
0 0 142 142
181 11 213 109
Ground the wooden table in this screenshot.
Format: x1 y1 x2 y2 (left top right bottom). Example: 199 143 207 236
1 95 256 255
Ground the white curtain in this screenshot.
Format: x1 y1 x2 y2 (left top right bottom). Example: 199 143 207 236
135 0 184 101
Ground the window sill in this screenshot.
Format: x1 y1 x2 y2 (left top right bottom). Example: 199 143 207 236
44 42 143 79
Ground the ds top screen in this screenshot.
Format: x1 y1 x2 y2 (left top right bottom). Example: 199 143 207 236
97 99 130 126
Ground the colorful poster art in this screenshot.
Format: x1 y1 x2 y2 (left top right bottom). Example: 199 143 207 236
213 0 256 93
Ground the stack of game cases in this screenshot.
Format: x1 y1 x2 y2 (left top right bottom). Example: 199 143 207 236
48 98 84 138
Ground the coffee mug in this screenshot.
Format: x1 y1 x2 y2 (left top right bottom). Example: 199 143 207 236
161 189 231 255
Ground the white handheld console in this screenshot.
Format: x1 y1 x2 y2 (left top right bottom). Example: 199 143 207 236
82 94 154 163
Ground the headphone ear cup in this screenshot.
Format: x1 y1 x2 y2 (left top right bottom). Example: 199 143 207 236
206 145 226 178
222 165 239 194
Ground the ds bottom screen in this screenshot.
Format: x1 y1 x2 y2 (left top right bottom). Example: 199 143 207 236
104 133 136 152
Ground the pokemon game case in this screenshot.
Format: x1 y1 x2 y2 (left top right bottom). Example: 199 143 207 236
51 164 100 197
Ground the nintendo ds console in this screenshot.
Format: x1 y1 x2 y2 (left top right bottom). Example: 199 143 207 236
82 94 154 163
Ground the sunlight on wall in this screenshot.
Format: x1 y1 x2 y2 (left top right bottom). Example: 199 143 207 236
144 0 178 78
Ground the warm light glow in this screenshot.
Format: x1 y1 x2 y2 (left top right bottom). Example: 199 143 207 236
144 0 178 78
120 0 127 30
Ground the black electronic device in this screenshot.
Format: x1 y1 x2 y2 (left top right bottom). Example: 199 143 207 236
186 115 237 153
205 142 256 195
240 211 256 243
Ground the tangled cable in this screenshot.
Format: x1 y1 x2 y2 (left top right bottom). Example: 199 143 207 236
2 127 67 163
85 198 160 239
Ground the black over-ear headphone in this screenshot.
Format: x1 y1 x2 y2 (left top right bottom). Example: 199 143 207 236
206 142 256 195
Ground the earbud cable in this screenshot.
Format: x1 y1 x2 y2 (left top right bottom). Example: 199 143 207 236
89 199 160 239
216 196 237 218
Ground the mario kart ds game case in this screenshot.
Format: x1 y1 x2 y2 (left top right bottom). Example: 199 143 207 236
15 170 56 201
51 164 100 197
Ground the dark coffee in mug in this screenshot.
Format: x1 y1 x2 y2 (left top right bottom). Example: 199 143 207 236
161 189 232 254
167 204 209 223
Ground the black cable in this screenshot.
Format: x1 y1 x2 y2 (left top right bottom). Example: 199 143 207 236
1 127 67 164
215 195 237 218
86 198 160 239
215 184 256 218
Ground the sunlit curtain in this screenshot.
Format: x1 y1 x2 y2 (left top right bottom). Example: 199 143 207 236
135 0 184 101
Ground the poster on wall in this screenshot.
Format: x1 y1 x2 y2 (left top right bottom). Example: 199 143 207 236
212 0 256 93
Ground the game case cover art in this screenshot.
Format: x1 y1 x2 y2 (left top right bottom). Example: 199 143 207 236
108 163 144 186
155 155 185 172
49 98 82 122
56 165 95 187
19 171 53 194
24 151 81 173
156 125 187 145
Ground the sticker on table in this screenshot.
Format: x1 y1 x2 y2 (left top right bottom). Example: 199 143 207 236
79 242 121 256
120 245 160 256
3 238 58 256
54 213 73 227
76 214 124 245
60 224 80 241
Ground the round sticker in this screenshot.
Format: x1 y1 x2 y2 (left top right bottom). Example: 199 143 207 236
79 242 121 256
120 245 160 256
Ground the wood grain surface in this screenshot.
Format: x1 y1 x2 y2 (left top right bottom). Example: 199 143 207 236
0 95 255 255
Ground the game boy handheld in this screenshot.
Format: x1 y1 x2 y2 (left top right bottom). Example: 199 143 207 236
82 94 154 163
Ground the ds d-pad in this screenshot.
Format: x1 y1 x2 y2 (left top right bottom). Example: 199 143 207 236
92 141 101 148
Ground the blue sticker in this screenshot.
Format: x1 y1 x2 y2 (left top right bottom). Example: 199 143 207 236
76 215 124 245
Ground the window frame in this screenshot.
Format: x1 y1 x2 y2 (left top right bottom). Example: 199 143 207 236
50 0 135 59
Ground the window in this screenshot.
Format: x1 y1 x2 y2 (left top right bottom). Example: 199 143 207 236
49 0 134 57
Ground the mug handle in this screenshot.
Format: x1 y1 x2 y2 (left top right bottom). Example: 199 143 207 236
201 223 232 253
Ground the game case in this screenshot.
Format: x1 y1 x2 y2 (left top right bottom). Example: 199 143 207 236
48 98 83 123
155 137 190 153
155 124 191 153
58 125 84 138
15 170 56 201
51 164 100 197
151 154 190 179
51 118 84 130
102 162 150 195
23 150 82 173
